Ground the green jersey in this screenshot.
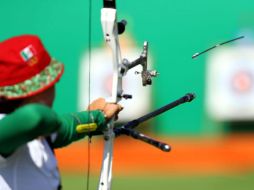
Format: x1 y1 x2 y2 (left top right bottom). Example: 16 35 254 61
0 104 105 190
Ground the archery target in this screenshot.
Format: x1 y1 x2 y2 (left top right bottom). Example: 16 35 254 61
206 46 254 121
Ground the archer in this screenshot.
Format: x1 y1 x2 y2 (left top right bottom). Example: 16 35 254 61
0 35 123 190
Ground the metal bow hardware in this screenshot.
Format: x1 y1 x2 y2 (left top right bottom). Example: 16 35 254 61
97 1 195 190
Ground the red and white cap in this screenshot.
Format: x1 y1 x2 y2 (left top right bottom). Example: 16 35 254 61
0 35 64 100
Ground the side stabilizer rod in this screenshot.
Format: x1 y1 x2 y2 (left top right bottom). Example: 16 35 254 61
116 127 171 152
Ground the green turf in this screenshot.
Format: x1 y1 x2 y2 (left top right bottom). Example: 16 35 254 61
61 172 254 190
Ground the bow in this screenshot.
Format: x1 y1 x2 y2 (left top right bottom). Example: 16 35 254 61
94 1 195 190
98 1 158 189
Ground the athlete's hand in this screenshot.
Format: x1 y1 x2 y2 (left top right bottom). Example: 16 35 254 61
87 98 123 121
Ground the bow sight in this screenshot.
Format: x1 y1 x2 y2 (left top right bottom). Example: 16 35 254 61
121 41 159 86
117 19 159 86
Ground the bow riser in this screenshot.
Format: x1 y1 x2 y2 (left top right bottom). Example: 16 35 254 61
101 8 123 103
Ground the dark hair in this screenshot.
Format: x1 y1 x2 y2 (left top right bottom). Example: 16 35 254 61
0 97 24 114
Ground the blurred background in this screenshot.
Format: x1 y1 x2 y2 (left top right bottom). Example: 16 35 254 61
1 0 254 189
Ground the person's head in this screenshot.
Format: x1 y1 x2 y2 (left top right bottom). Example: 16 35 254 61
0 35 64 113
